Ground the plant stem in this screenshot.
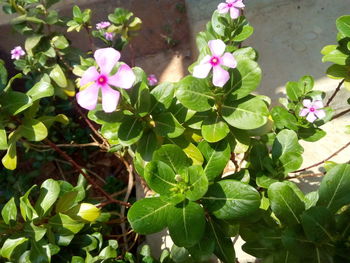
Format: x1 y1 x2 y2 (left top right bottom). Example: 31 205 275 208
326 79 345 107
44 138 131 207
332 108 350 120
85 25 96 52
291 140 350 173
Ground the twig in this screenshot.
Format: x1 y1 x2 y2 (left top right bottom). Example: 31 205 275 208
85 25 96 52
44 139 131 207
332 108 350 120
30 142 100 148
292 140 350 173
326 79 345 107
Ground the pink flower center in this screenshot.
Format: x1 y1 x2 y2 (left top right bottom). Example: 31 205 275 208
309 107 315 112
227 3 233 7
97 75 108 85
210 56 220 66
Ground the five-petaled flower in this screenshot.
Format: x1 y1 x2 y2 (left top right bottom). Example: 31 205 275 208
299 99 326 123
11 46 25 60
217 0 245 19
104 32 114 41
147 74 158 86
193 39 237 87
76 47 135 113
96 21 111 30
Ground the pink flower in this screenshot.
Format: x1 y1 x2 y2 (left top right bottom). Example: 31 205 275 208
193 39 237 87
104 32 114 41
11 46 25 60
147 74 158 86
299 99 326 123
96 21 111 30
76 48 136 113
217 0 245 19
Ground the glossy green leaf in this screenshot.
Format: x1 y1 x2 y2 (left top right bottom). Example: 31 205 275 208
234 25 254 42
150 82 175 112
299 127 326 142
25 34 43 55
317 164 350 213
49 213 84 235
49 64 67 88
20 185 38 221
128 197 171 235
184 165 208 201
1 197 17 225
198 140 231 181
145 161 177 196
0 124 7 150
268 182 305 225
0 60 8 91
19 119 48 142
29 240 51 263
203 180 260 219
27 74 54 101
51 35 69 49
326 64 350 79
222 96 269 130
322 49 348 65
56 191 78 213
137 130 158 161
153 144 191 173
188 227 215 262
88 106 124 125
0 91 33 115
336 15 350 37
176 76 214 112
167 201 205 247
1 237 28 260
201 113 230 142
34 179 60 217
2 140 17 170
286 81 302 101
224 58 262 99
271 106 298 130
153 112 185 138
24 222 46 242
211 10 225 36
118 115 144 146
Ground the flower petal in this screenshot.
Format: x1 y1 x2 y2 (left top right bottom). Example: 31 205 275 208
101 86 120 113
80 66 99 86
94 48 121 75
108 64 135 90
221 52 237 68
193 62 212 79
302 99 312 108
213 66 229 87
76 84 99 111
315 109 326 119
234 0 245 8
230 7 240 19
306 112 317 123
313 100 324 109
208 39 226 57
217 3 229 14
299 108 309 117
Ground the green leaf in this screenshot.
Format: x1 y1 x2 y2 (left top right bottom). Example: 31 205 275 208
19 119 48 142
88 106 124 125
208 218 235 263
25 34 43 55
49 213 84 235
188 229 215 262
128 197 171 235
0 60 8 91
153 144 191 173
1 237 28 260
299 127 326 142
153 112 185 138
299 75 314 94
301 206 334 243
326 64 350 79
34 179 60 216
72 5 82 18
317 164 350 213
144 161 177 196
202 180 260 219
137 130 158 161
2 139 17 170
167 201 205 247
20 185 38 221
322 48 348 65
286 81 302 101
211 10 225 36
29 240 51 263
118 115 144 146
271 106 298 130
198 140 231 181
201 113 230 142
222 96 269 130
27 74 54 101
336 15 350 37
176 76 214 112
0 91 33 115
1 197 17 225
233 25 254 42
268 182 305 225
150 82 175 112
49 64 67 88
224 58 262 99
183 166 208 201
51 35 69 49
24 222 46 242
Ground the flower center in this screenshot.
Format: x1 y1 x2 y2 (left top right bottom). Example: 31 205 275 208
97 75 108 85
210 56 220 66
309 107 315 112
227 3 233 7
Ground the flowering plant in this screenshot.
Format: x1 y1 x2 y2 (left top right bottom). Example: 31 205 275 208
1 0 350 262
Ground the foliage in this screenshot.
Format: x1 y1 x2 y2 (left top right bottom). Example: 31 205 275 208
0 0 350 262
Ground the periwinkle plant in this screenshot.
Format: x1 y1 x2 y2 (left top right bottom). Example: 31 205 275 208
1 0 350 262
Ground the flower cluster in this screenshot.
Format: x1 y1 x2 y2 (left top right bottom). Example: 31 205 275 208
76 47 135 113
217 0 245 19
96 21 114 41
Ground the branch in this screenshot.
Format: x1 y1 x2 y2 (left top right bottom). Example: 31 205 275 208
332 108 350 120
44 139 131 207
326 79 345 107
292 140 350 173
